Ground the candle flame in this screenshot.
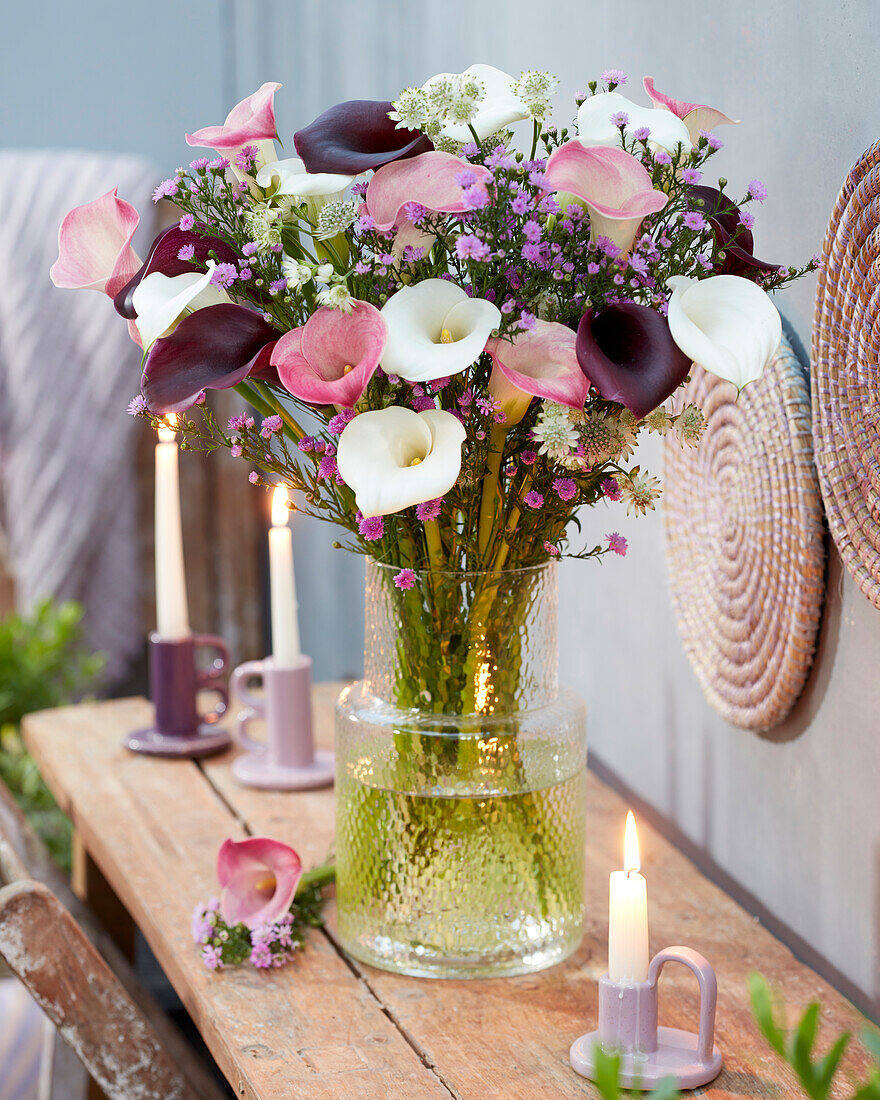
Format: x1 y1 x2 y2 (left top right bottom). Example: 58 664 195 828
624 810 640 874
157 414 178 443
272 485 290 527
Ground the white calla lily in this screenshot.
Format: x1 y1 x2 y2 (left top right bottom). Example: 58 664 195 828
578 91 692 154
422 64 529 142
380 279 501 382
666 274 782 391
256 157 355 199
132 262 229 350
337 407 466 518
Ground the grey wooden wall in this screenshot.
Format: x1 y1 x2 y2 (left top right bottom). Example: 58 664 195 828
3 0 878 1018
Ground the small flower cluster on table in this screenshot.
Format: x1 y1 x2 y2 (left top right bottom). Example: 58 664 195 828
51 64 816 574
192 837 333 971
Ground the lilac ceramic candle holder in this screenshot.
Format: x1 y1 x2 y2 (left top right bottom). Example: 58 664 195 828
570 946 723 1091
230 655 334 790
126 633 232 758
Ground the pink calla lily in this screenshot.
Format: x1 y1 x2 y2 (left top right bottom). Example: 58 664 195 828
365 151 493 232
50 188 141 299
142 303 278 413
576 302 691 418
643 77 739 144
295 100 433 175
486 321 589 424
545 142 667 255
114 224 241 319
272 301 387 406
186 82 281 151
217 837 302 929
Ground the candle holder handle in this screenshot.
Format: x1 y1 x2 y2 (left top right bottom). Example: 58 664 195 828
193 633 230 724
649 946 718 1065
231 660 269 753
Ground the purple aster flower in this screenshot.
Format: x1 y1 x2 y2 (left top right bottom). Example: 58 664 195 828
511 192 531 215
455 169 477 187
178 213 195 232
700 131 723 151
358 515 385 541
152 177 179 203
202 945 223 970
633 126 651 142
238 267 252 281
328 408 357 434
242 242 259 256
521 450 537 466
681 168 702 185
211 262 238 289
230 444 242 458
260 415 283 439
553 478 577 501
606 532 628 556
403 245 426 263
461 185 490 210
248 471 259 484
739 210 756 230
394 568 416 590
524 490 544 510
269 277 288 295
528 168 547 188
415 498 442 521
355 214 375 232
629 255 648 276
522 219 543 244
601 68 628 85
318 456 338 480
236 144 259 171
538 193 560 215
747 179 767 202
177 244 196 261
208 156 231 170
682 211 707 231
461 141 480 157
403 201 428 224
456 234 491 261
411 395 436 412
601 477 621 501
249 942 273 968
354 260 372 274
194 390 206 405
127 394 147 416
610 111 629 128
351 180 368 196
228 413 248 431
517 311 537 332
458 388 473 409
654 150 672 166
189 157 210 171
521 242 547 265
543 541 560 556
587 261 601 275
378 252 396 265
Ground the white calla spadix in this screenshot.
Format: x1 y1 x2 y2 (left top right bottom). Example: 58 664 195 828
578 91 692 154
256 157 355 199
131 262 229 350
336 407 466 518
422 64 529 142
666 274 782 391
380 279 501 383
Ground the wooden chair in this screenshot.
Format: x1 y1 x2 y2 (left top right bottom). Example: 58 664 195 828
0 782 227 1100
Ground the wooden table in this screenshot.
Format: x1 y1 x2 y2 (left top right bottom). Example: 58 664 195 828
23 687 874 1099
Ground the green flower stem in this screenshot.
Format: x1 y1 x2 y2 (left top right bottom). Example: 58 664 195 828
296 863 335 894
424 519 445 571
234 382 307 442
476 422 508 559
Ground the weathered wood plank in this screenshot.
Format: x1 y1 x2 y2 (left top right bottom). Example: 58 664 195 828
209 684 875 1100
23 699 451 1100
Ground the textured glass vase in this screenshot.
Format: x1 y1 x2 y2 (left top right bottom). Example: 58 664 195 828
335 560 587 979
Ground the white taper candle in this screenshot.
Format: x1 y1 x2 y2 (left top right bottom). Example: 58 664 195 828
268 486 301 665
154 419 190 640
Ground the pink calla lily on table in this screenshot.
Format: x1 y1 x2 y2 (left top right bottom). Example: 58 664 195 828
576 302 692 418
545 142 668 255
49 188 141 299
486 321 589 425
643 77 739 144
186 81 281 172
365 151 493 232
272 301 387 407
217 836 302 929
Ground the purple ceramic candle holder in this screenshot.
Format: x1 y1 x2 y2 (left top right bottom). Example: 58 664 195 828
230 655 334 790
126 633 232 758
570 946 723 1091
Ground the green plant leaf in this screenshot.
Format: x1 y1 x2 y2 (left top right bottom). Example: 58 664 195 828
592 1045 623 1100
789 1002 821 1091
648 1077 682 1099
749 972 786 1057
812 1029 849 1099
862 1029 880 1066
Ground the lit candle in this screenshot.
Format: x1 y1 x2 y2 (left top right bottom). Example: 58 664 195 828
154 417 190 640
268 486 301 666
608 811 649 983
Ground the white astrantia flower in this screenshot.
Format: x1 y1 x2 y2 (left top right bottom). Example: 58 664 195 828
315 200 358 240
513 70 559 122
389 87 431 131
243 203 283 252
281 256 313 289
421 64 529 142
577 91 692 154
256 157 354 200
316 283 353 312
132 262 229 349
666 274 782 390
336 407 466 517
380 279 501 383
531 402 579 460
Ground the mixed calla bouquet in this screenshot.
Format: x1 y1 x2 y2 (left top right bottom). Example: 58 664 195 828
51 64 815 574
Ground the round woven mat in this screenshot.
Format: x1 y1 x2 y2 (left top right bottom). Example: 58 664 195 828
812 142 880 607
663 335 826 731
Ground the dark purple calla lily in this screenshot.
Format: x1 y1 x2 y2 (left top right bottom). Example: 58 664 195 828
294 100 432 175
142 304 278 413
576 302 692 419
113 225 241 319
688 186 778 278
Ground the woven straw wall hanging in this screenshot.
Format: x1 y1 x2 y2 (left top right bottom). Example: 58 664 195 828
812 142 880 607
663 334 826 732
